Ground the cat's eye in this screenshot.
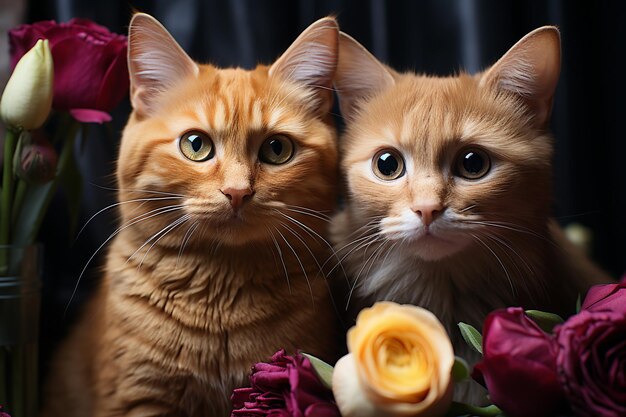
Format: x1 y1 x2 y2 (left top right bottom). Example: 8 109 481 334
455 148 491 180
259 135 294 165
372 149 405 180
179 131 215 162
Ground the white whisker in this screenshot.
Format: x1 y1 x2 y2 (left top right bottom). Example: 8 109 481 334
347 237 386 308
470 233 516 297
268 228 291 294
65 204 185 315
134 214 192 270
278 222 324 279
275 227 314 305
177 221 200 268
77 195 183 239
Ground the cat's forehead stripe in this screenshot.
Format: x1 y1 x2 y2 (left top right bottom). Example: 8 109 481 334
461 119 481 141
211 97 227 131
267 108 285 130
249 99 263 131
193 105 210 130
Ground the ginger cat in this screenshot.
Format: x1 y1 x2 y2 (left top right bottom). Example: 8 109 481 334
42 14 341 417
331 27 612 399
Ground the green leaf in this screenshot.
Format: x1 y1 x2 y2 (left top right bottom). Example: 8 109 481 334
525 310 564 333
458 323 483 355
12 181 54 245
301 352 334 390
576 294 582 313
451 356 470 383
445 402 504 417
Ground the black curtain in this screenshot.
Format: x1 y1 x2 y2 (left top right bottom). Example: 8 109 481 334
22 0 626 375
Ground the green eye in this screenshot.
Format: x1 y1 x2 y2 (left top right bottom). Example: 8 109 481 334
455 148 491 179
179 131 214 162
259 135 294 165
372 149 405 180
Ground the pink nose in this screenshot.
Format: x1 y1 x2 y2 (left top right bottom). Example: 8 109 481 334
413 202 444 226
221 187 254 211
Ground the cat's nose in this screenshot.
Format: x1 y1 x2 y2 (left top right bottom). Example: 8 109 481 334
413 202 444 226
221 187 254 212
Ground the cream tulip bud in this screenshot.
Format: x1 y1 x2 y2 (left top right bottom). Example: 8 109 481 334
1 39 54 130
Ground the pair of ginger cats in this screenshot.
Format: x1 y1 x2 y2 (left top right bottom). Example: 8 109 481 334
41 13 610 417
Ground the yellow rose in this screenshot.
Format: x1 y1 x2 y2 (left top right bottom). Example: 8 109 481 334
332 302 454 417
0 39 53 130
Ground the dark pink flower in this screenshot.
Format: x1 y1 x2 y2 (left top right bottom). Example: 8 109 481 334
0 405 11 417
231 350 340 417
472 307 567 417
9 18 128 123
555 309 626 417
581 281 626 314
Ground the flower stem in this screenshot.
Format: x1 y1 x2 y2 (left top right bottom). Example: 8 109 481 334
0 128 20 274
446 401 504 417
28 118 79 244
12 180 28 224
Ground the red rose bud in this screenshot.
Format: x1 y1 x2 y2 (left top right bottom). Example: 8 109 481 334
231 350 341 417
581 282 626 314
13 130 57 184
472 307 567 417
555 310 626 417
9 18 128 124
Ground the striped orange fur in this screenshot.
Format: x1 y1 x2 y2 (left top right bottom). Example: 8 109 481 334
41 14 341 417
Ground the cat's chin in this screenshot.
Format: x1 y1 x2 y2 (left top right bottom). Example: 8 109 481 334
405 234 470 261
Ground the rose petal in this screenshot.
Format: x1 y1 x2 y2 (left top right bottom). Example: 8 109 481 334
581 283 626 314
8 21 55 68
96 46 129 111
556 310 626 417
475 354 567 417
50 36 118 110
304 403 342 417
69 109 112 123
474 308 566 417
332 354 380 417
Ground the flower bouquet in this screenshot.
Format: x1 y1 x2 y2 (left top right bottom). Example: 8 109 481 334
231 280 625 417
0 19 128 416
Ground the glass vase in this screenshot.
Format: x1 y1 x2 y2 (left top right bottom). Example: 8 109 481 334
0 245 42 417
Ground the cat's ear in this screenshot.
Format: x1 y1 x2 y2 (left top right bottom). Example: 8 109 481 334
269 17 338 114
479 26 561 127
334 32 395 122
128 13 199 117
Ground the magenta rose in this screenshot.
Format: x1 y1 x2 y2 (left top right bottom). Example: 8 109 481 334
9 18 128 123
555 309 626 417
581 280 626 314
472 307 567 417
231 350 340 417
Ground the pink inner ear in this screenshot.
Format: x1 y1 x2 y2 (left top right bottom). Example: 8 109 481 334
269 18 338 91
128 13 198 117
480 27 560 127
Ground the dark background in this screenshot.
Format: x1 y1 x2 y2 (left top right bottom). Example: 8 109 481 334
16 0 626 379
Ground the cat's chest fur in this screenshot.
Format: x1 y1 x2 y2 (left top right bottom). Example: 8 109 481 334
81 233 338 416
